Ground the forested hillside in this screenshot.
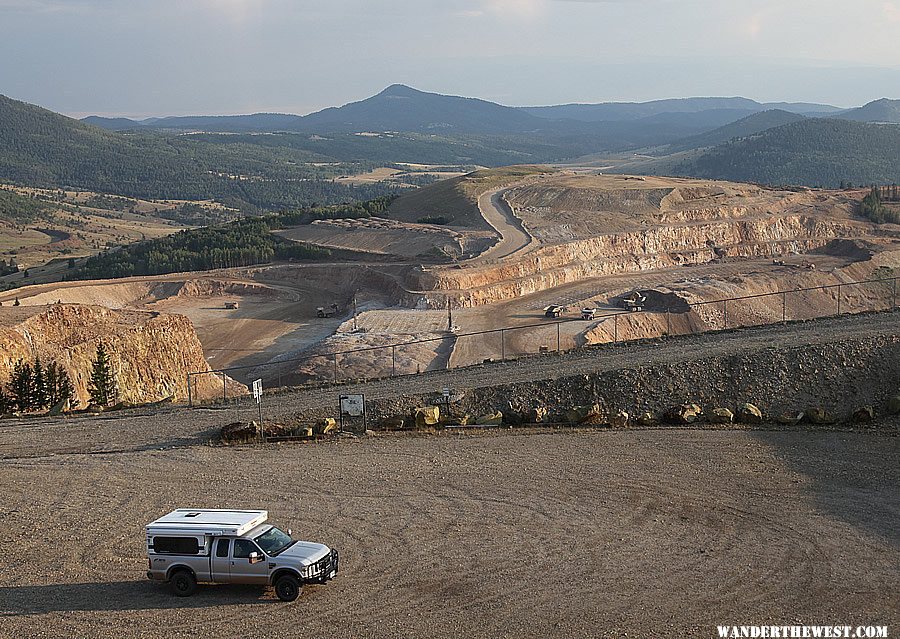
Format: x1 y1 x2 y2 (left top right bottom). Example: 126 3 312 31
0 95 402 212
670 119 900 187
69 197 394 280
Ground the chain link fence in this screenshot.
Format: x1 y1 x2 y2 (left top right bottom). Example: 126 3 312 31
188 276 898 406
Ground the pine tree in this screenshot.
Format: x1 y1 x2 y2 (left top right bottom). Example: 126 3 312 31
9 359 34 411
46 361 77 410
32 356 49 410
89 340 118 407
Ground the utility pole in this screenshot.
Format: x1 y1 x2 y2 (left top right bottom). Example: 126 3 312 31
447 297 453 332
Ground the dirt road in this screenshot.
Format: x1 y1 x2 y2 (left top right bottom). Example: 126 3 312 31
472 187 532 262
0 428 896 638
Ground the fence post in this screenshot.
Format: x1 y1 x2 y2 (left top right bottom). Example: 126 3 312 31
723 299 728 330
614 314 619 343
893 277 897 308
222 373 226 404
500 329 505 361
391 345 396 376
836 284 842 315
666 307 671 336
187 374 192 407
556 322 561 353
782 291 787 323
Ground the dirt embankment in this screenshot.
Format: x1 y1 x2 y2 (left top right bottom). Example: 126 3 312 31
0 304 244 406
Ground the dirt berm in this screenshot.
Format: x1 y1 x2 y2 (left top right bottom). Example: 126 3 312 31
358 319 900 427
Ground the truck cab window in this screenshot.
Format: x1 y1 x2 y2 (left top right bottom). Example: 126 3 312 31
216 539 230 558
232 539 259 559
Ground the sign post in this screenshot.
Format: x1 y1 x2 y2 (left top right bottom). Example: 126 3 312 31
339 394 366 434
252 379 264 442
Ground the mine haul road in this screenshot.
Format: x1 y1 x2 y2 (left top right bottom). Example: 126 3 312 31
0 312 898 638
473 186 532 262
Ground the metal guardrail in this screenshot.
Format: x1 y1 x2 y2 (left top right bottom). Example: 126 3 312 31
187 275 898 406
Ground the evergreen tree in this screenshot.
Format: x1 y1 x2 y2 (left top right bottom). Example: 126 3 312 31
46 361 77 410
31 356 49 410
89 340 118 407
8 359 34 411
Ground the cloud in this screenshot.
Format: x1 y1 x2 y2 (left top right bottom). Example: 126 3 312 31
885 1 900 22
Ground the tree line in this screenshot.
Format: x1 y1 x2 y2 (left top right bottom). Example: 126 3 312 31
0 341 119 415
69 197 398 280
859 186 900 224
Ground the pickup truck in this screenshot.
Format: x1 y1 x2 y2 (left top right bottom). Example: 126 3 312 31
146 509 338 601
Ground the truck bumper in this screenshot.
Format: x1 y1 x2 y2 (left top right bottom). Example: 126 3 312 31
311 549 339 584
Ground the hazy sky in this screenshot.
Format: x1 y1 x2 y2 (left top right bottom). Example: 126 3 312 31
1 0 899 117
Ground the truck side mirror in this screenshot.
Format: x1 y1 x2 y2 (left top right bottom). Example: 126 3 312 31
249 551 263 564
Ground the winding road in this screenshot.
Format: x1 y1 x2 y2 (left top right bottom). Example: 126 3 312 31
472 187 533 263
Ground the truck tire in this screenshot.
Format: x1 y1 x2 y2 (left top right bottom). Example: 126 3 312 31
170 569 197 597
274 574 302 602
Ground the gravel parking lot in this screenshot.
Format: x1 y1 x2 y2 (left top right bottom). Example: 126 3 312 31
0 427 897 638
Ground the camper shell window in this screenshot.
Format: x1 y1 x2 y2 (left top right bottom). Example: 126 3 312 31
153 536 202 555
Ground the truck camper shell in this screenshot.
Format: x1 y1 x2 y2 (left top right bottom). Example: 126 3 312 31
146 509 268 538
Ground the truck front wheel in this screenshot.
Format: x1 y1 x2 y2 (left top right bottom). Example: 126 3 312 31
170 570 197 597
274 574 302 602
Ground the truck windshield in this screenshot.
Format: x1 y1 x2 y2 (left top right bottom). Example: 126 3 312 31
255 526 294 556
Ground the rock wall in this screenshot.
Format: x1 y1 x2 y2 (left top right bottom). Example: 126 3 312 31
412 214 881 308
0 304 244 407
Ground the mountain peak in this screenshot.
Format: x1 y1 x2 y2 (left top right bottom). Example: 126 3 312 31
377 84 423 98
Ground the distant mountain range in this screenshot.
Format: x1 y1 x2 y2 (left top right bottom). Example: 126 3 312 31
0 86 898 203
81 85 898 137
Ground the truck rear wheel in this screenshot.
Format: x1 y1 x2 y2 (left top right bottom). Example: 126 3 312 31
274 574 302 602
170 570 197 597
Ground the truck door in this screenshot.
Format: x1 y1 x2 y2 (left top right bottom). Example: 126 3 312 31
231 539 270 585
210 538 232 582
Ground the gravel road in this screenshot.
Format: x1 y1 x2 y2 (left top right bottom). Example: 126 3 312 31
472 187 532 262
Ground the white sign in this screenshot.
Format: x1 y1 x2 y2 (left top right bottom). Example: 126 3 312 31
252 379 263 403
340 394 365 417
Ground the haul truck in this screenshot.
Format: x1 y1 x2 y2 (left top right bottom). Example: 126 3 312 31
146 509 338 601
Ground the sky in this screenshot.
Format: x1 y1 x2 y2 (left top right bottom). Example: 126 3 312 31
1 0 899 118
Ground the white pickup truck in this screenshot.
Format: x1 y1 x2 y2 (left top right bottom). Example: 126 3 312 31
146 509 338 601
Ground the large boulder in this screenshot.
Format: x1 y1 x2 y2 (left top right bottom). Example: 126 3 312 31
414 406 441 428
735 403 763 425
635 412 658 426
565 404 604 425
665 403 702 425
379 416 407 431
805 407 835 425
850 407 874 424
475 411 503 426
610 411 629 428
221 421 259 444
775 411 804 426
709 408 734 424
314 418 338 435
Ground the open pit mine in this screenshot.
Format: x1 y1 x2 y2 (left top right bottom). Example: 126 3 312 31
0 168 897 404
